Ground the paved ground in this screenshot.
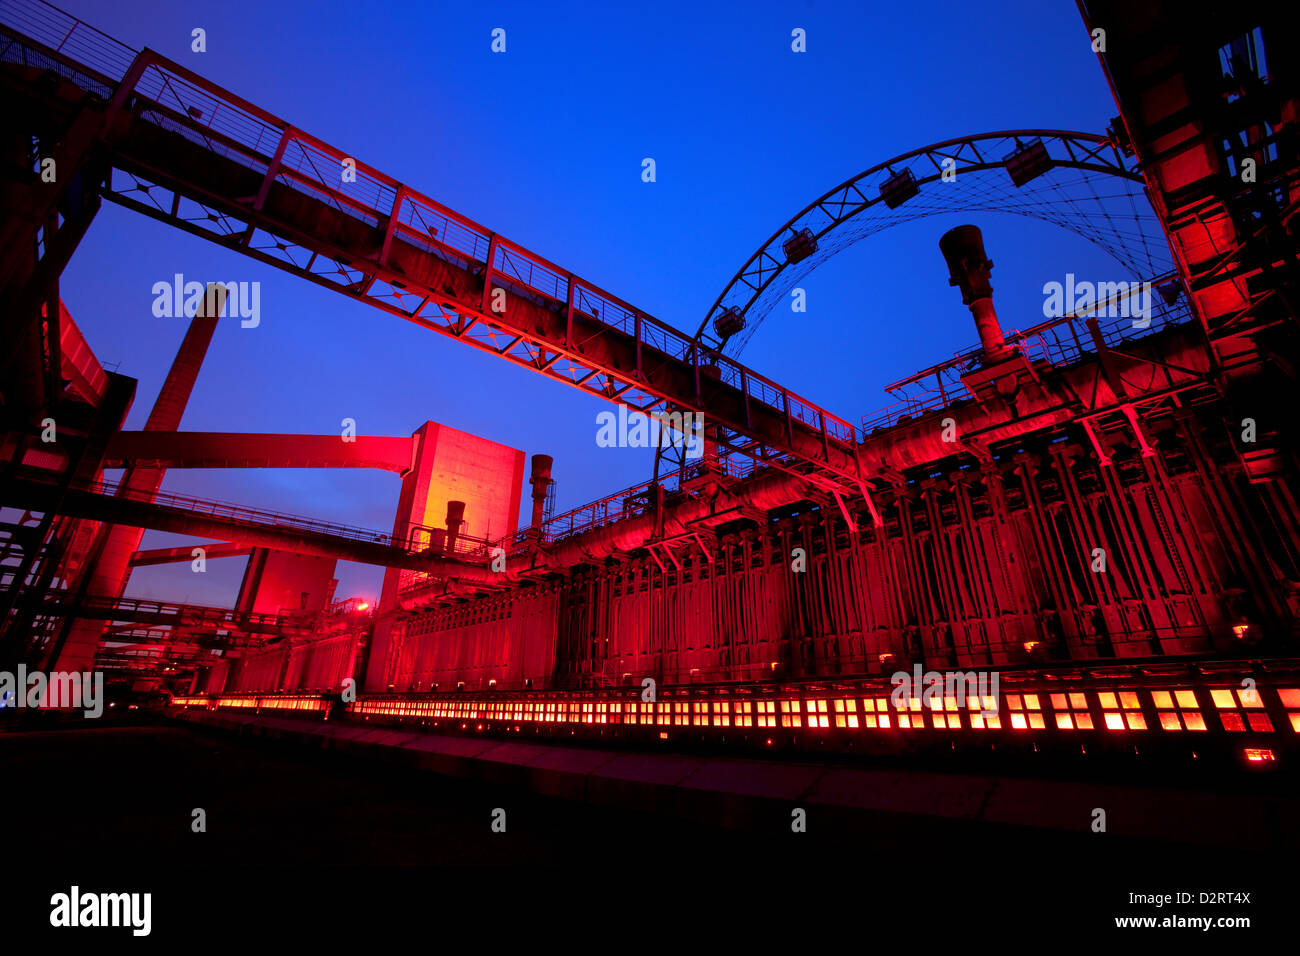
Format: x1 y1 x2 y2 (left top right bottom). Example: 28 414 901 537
0 717 1283 939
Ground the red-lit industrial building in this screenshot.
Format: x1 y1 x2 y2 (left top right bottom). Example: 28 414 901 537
2 0 1298 781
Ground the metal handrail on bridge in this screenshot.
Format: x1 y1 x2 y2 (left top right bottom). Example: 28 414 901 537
14 468 496 561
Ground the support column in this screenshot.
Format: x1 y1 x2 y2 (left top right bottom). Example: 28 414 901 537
50 287 227 673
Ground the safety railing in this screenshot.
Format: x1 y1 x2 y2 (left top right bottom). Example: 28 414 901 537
861 273 1194 433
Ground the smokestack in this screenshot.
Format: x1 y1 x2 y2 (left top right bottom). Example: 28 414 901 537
528 454 553 539
445 500 465 555
939 225 1009 360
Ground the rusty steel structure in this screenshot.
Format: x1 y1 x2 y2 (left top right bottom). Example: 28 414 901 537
1 0 1298 772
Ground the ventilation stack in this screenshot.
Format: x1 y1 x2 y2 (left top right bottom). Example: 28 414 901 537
939 225 1010 362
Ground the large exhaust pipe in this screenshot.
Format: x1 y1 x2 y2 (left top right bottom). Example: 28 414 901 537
444 500 465 555
528 454 553 539
939 225 1009 361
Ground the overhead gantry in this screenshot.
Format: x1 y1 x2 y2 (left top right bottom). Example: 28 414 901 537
0 5 871 519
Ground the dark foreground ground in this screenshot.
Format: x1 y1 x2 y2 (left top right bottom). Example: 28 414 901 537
0 716 1287 941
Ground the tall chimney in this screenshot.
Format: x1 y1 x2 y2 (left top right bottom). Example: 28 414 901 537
528 454 553 538
445 500 465 555
939 225 1009 360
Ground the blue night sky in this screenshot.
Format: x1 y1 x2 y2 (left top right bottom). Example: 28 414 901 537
50 0 1128 608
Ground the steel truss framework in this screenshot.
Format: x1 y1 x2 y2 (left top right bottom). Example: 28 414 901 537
0 10 873 511
698 130 1174 356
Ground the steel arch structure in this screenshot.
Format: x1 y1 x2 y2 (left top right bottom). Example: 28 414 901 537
697 130 1174 355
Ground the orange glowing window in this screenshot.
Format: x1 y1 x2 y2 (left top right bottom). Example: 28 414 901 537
1125 712 1146 730
1237 688 1264 708
1278 688 1300 708
713 701 731 727
1006 694 1043 730
780 700 803 728
933 711 961 729
1206 687 1274 733
734 701 752 727
1210 689 1236 709
1049 693 1092 730
876 698 893 728
833 699 859 729
675 702 689 726
757 701 776 728
860 698 884 729
1152 688 1205 732
1103 712 1125 731
1246 712 1273 732
1119 692 1140 709
807 699 829 728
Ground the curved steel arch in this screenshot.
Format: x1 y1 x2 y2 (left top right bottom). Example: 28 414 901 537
697 130 1171 356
